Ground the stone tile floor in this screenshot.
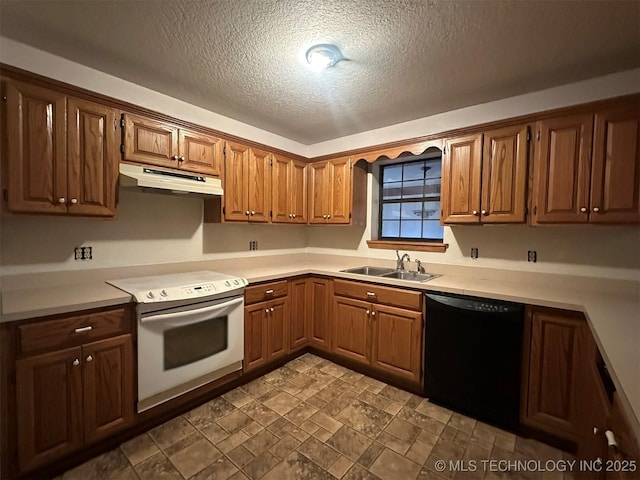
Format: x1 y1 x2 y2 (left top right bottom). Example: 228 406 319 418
58 354 575 480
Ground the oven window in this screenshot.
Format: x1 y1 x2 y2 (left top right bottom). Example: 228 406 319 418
163 316 228 370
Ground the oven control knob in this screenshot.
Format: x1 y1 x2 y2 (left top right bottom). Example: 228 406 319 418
147 291 155 299
233 279 239 285
160 290 168 297
225 281 231 286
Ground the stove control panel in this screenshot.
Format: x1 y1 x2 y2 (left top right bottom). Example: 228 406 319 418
137 278 248 303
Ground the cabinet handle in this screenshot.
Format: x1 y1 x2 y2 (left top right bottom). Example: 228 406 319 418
371 311 376 316
323 214 327 219
366 292 376 297
245 210 250 216
251 211 255 215
366 310 370 315
179 156 185 162
270 307 274 312
327 215 331 219
292 214 296 218
289 214 292 218
58 197 66 204
171 155 178 161
593 427 599 436
593 207 600 213
265 308 269 313
605 430 618 449
86 355 93 362
481 209 487 216
580 207 587 213
265 289 274 294
74 326 93 334
72 358 80 366
70 198 78 205
472 210 479 216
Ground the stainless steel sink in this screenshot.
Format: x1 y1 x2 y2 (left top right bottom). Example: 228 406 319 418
379 270 438 282
340 266 396 276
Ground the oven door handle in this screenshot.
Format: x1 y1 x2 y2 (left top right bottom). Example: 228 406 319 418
139 296 243 326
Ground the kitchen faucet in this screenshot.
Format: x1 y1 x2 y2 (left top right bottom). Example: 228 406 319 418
396 250 411 270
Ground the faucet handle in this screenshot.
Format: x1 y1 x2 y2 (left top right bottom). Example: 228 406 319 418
415 259 425 273
396 250 401 260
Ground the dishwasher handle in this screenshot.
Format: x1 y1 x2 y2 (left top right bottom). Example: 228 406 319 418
426 292 522 314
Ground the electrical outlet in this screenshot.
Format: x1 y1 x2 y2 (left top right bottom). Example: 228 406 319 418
528 250 537 262
249 241 258 251
74 246 93 260
471 247 479 259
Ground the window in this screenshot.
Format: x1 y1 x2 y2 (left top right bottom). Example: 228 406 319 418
379 156 444 241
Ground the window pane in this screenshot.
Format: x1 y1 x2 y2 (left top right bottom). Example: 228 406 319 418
382 203 400 220
382 165 402 183
424 160 441 178
424 178 441 198
400 201 424 219
423 200 440 220
382 181 402 200
422 220 444 240
400 221 422 238
403 162 426 181
401 179 424 199
381 220 400 237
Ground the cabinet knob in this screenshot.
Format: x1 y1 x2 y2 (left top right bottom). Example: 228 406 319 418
171 155 178 161
86 355 93 362
289 214 292 218
292 214 296 218
580 207 587 213
327 215 331 219
323 214 327 219
70 198 78 205
265 308 269 313
58 197 66 204
366 310 370 315
481 209 487 216
371 311 376 316
593 207 600 213
179 156 185 162
270 307 274 312
472 210 479 216
251 211 255 215
245 211 250 216
72 358 80 366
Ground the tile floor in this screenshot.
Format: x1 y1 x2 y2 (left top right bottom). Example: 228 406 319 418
58 354 574 480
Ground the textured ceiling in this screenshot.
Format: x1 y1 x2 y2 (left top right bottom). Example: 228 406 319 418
1 0 639 144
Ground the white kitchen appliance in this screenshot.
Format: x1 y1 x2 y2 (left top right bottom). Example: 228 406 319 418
108 271 247 412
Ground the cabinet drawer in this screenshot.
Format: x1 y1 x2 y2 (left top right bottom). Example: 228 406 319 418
333 279 422 311
19 307 131 354
244 280 288 305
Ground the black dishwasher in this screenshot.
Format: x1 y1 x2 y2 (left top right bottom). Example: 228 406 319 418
424 292 524 432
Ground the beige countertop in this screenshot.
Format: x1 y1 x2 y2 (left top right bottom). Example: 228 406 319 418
2 253 639 439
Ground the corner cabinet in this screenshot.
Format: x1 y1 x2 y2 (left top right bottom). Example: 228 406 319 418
3 80 119 217
441 125 528 224
8 306 134 476
122 113 223 177
309 157 367 225
532 101 640 224
272 154 308 224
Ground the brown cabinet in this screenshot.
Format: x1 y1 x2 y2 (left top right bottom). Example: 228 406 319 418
13 308 134 474
272 154 308 224
309 157 367 225
122 113 223 177
243 282 289 372
442 126 528 224
3 80 119 216
224 142 270 223
308 277 332 350
521 306 585 445
332 279 423 384
289 278 309 350
533 102 640 224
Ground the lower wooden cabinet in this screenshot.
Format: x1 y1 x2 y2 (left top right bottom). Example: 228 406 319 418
14 320 134 474
308 277 331 350
289 278 309 350
332 279 423 385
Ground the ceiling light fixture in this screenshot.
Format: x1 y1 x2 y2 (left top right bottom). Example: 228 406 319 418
305 44 343 71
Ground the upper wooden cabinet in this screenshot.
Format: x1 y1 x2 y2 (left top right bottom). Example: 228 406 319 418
272 154 308 224
309 157 367 225
441 126 528 224
3 80 118 217
223 142 270 222
122 113 223 177
533 102 640 224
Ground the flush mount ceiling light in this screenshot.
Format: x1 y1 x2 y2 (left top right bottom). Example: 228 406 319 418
305 44 343 71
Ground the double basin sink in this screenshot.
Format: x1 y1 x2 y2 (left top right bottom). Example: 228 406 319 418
339 266 438 283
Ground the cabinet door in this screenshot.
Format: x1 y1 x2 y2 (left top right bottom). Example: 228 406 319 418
16 347 83 473
178 128 223 177
82 334 134 444
522 308 584 443
5 81 67 214
248 148 271 223
122 113 179 169
309 278 331 350
309 161 331 223
590 104 640 224
224 142 250 221
289 278 309 350
533 114 593 223
328 157 352 224
441 134 483 223
67 98 119 217
268 298 289 360
481 125 528 223
244 303 268 372
332 296 370 364
370 304 422 384
290 160 308 223
271 154 291 223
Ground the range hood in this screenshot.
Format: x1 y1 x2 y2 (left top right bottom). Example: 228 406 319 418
119 163 223 196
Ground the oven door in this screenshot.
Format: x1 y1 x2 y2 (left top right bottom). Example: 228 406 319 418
137 295 244 412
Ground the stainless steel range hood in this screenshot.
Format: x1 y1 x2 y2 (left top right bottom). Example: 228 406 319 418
119 163 223 196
